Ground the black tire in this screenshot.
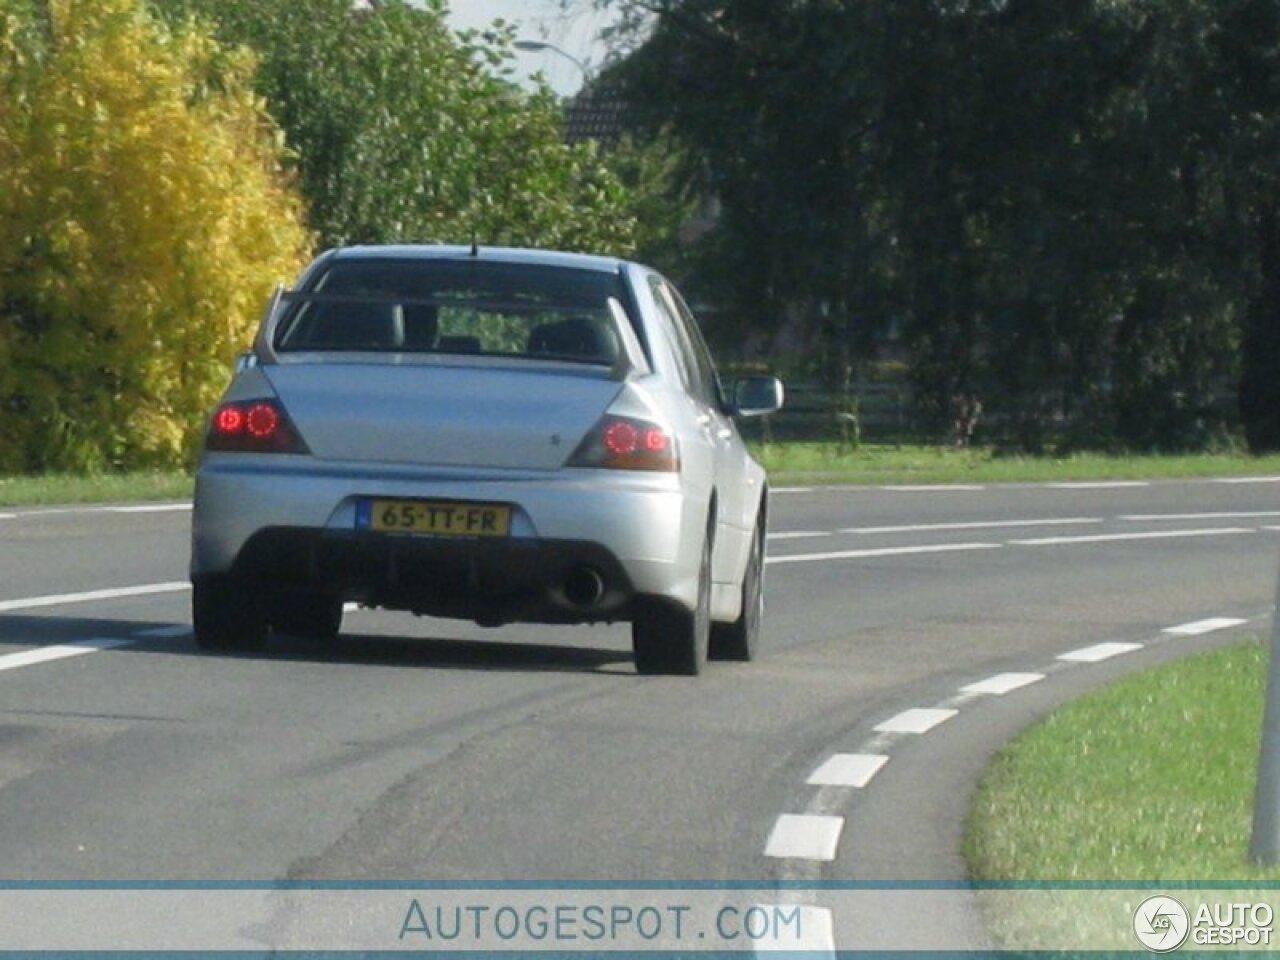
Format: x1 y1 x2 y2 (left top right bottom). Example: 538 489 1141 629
271 592 343 641
710 518 764 662
632 531 711 676
192 576 269 652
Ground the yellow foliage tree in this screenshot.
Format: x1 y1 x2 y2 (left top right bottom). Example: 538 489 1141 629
0 0 311 471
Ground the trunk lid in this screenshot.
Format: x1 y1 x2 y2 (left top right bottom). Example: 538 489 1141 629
264 359 622 470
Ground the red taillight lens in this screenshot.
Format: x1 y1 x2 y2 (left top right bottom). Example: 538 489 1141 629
570 415 678 472
214 406 244 434
604 420 639 455
206 398 307 454
245 403 280 439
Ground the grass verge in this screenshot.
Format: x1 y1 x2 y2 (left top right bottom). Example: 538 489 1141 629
966 637 1278 883
6 445 1280 506
0 471 193 507
755 442 1280 486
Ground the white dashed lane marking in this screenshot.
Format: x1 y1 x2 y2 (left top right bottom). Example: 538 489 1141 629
873 708 958 735
1123 511 1280 522
767 531 833 541
0 637 132 674
0 582 191 613
806 754 889 788
752 905 836 956
839 517 1100 535
880 484 986 492
959 672 1046 696
1046 481 1151 489
106 504 193 514
766 542 1001 566
1010 527 1253 547
1057 641 1145 663
764 814 845 861
1162 617 1249 636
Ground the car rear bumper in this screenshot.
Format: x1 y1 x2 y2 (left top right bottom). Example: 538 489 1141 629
190 456 706 620
210 527 638 624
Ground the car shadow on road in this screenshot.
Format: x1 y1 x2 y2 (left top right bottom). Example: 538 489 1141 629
0 614 165 645
260 630 636 676
0 613 636 677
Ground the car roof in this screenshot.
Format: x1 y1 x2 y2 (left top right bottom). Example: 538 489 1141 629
326 245 631 275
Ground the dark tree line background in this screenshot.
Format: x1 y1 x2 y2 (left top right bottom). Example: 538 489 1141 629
596 0 1280 453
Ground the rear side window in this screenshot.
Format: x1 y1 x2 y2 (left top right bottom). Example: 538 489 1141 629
275 259 633 366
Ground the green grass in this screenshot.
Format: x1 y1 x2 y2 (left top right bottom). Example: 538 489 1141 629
4 444 1280 507
0 471 193 507
966 638 1278 883
754 442 1280 485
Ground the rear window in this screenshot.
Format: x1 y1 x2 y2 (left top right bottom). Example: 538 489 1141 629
274 258 631 366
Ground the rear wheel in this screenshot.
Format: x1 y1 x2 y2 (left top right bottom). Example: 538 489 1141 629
271 591 343 641
632 532 711 676
710 517 764 662
192 576 269 652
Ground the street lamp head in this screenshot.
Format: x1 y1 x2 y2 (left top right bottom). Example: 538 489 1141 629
512 38 590 84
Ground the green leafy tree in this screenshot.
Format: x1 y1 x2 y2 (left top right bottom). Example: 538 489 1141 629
0 0 311 472
608 0 1279 451
153 0 638 254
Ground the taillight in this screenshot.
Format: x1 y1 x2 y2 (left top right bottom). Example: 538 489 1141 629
205 398 308 454
569 415 678 472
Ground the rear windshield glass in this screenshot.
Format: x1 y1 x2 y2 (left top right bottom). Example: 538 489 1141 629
274 258 631 366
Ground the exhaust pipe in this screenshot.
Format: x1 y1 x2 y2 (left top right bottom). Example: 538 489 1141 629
563 566 606 608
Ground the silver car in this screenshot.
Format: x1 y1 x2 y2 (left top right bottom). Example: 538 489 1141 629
190 245 783 675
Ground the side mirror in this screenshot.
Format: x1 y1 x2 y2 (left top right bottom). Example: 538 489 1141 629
730 375 784 417
234 351 259 374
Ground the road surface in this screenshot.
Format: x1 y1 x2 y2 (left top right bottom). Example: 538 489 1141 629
1 477 1276 949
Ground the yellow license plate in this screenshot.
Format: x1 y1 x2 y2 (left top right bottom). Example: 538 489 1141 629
366 499 511 537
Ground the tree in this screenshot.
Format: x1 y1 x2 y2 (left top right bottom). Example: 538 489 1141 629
607 0 1274 451
153 0 638 254
0 0 312 472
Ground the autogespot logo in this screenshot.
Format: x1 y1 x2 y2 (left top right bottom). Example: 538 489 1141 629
1134 895 1191 953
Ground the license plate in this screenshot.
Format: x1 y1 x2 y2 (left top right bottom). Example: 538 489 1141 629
361 499 511 537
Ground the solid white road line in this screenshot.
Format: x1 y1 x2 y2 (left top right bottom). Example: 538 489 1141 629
1010 527 1254 547
806 753 889 788
766 542 1002 566
767 531 834 541
1057 641 1144 663
0 637 132 674
0 513 15 521
763 814 845 861
841 517 1100 535
1047 481 1150 489
873 708 958 735
1163 617 1248 637
959 672 1046 696
772 487 814 494
1213 476 1280 484
0 582 191 613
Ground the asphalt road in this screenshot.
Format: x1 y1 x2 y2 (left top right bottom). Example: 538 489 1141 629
1 477 1277 949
